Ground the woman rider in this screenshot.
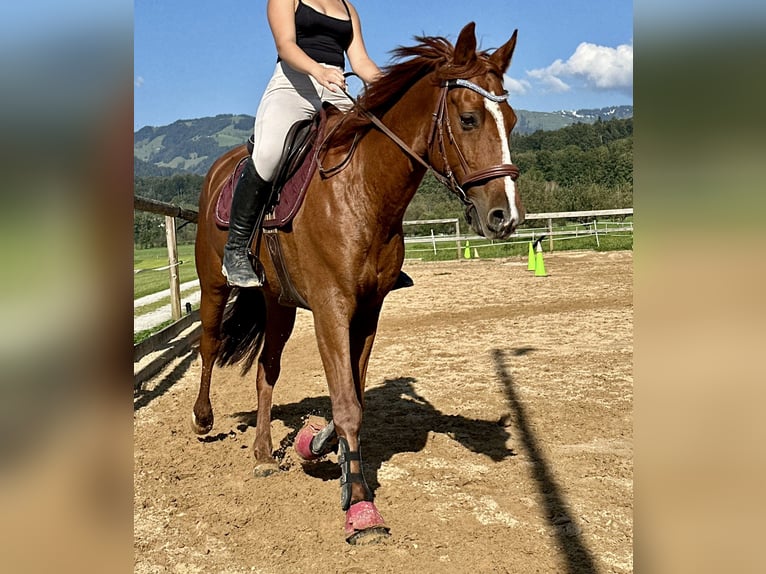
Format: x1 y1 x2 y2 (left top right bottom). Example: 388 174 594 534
222 0 412 290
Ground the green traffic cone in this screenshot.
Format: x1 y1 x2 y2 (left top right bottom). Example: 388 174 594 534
527 242 536 270
464 241 471 259
534 247 547 277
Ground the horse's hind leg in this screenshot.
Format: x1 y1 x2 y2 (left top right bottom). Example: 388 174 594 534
252 299 297 475
191 283 230 435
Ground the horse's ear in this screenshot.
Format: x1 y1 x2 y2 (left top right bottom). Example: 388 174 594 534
490 29 518 73
454 22 477 67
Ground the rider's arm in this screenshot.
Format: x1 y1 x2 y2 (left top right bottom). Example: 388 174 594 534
345 1 381 84
267 0 347 91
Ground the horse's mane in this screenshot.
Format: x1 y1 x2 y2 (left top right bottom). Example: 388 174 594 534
329 34 500 145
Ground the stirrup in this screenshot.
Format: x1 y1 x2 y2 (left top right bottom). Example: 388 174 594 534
222 249 264 288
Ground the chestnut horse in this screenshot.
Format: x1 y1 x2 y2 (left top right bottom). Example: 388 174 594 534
192 22 523 543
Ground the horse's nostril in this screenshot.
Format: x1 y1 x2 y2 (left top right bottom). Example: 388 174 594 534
488 208 509 231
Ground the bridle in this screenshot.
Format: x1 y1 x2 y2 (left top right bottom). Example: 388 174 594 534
321 73 520 206
430 79 520 205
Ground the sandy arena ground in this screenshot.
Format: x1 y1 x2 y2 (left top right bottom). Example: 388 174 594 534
134 250 633 573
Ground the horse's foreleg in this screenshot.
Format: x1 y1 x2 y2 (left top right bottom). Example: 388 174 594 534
314 306 389 543
192 284 230 435
252 301 296 475
349 307 381 409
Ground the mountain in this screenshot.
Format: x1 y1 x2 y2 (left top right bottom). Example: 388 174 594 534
134 114 254 176
135 106 633 176
516 105 633 133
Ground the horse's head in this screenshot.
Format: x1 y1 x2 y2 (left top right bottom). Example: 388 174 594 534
328 23 524 238
429 23 524 239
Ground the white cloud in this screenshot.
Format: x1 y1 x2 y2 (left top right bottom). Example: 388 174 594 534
526 69 571 92
527 42 633 94
134 76 145 88
503 75 532 96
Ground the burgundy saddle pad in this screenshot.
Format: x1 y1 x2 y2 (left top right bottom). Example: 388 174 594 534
215 105 334 230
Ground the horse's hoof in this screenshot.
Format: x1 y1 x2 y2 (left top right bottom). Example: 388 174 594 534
294 419 327 461
344 501 390 544
253 463 280 478
347 527 391 545
190 412 214 435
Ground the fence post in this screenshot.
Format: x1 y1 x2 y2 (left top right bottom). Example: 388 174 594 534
165 215 182 320
455 219 461 260
593 220 600 248
547 218 554 252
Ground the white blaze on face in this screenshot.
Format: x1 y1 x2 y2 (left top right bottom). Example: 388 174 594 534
484 99 519 226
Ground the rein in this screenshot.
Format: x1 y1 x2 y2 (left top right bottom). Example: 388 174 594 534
318 74 519 206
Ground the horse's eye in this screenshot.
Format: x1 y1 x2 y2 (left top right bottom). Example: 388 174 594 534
460 113 478 130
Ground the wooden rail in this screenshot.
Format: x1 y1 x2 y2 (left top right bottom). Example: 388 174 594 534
134 309 201 363
134 195 198 223
134 328 201 389
524 208 632 220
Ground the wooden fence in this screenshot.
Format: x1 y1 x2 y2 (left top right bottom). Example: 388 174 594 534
402 208 633 258
134 196 200 388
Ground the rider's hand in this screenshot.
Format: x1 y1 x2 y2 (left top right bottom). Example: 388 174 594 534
313 66 346 93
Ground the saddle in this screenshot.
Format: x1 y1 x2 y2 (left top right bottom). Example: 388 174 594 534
215 103 337 229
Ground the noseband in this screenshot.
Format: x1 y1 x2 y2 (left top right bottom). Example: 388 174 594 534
331 75 520 206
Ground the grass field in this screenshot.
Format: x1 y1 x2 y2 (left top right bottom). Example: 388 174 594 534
134 243 198 300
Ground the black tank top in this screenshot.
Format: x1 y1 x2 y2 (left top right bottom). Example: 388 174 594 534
279 0 352 70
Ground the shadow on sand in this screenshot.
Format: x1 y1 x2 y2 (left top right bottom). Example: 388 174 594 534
232 375 515 489
134 352 196 411
492 348 599 574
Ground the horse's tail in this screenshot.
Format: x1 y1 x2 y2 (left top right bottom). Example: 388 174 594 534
216 288 266 375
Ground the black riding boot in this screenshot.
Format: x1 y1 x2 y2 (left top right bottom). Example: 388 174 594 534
222 158 272 288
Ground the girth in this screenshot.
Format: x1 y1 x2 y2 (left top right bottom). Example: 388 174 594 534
262 229 310 309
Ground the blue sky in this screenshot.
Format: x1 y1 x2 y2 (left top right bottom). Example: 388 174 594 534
134 0 633 130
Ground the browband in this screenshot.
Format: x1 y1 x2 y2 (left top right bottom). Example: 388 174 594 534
446 79 508 102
